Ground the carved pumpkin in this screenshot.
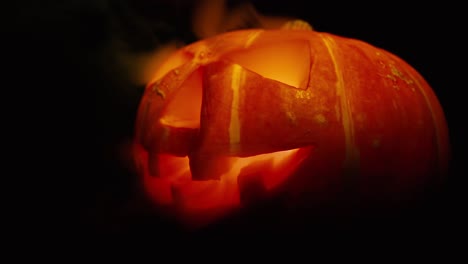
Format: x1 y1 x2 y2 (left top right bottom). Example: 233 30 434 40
132 27 450 230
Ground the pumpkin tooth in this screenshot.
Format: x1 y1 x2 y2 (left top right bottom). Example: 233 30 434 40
151 124 199 157
189 153 235 181
237 161 268 206
146 124 199 177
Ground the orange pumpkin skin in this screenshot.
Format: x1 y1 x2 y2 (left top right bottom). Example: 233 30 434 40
132 29 449 229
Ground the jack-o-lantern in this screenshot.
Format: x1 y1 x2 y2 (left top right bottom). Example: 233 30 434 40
132 25 450 230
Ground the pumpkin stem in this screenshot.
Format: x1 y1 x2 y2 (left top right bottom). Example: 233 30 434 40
281 19 313 31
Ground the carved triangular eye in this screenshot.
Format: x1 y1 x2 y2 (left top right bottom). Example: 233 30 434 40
224 40 311 89
159 68 203 129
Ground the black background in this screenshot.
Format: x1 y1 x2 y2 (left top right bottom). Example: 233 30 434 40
11 0 465 245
